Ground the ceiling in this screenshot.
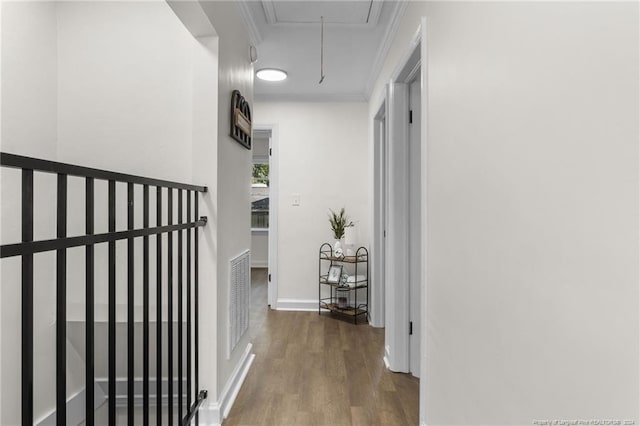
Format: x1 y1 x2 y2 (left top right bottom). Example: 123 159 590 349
238 0 407 102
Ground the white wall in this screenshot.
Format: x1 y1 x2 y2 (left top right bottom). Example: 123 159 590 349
251 231 268 268
2 0 255 422
198 0 254 416
190 32 220 420
370 2 639 425
1 1 57 160
56 1 195 182
1 1 219 423
56 0 198 326
253 102 370 307
2 2 61 423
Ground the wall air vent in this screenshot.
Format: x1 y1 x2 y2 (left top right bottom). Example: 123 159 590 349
229 250 251 358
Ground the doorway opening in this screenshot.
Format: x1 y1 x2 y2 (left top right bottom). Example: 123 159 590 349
251 125 278 309
251 129 270 270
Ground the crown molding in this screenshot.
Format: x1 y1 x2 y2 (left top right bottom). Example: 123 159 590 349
236 0 262 46
365 0 408 98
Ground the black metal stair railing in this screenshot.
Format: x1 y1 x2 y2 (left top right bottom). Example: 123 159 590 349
0 152 208 426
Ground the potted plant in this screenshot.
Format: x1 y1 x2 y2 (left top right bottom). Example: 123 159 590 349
328 208 354 256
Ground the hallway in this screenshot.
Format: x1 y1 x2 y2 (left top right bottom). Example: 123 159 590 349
223 269 419 425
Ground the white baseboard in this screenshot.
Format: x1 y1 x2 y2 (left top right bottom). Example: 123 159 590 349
276 298 325 312
198 343 255 425
369 311 384 328
383 345 391 370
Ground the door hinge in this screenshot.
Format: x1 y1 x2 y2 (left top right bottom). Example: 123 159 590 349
409 321 413 335
268 273 271 282
409 110 413 124
383 230 386 238
269 148 272 156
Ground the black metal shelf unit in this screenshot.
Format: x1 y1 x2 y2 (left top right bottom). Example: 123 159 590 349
318 243 369 324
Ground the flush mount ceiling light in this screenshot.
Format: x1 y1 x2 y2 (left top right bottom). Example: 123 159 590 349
256 68 288 82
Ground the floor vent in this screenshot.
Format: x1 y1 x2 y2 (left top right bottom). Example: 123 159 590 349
229 250 250 357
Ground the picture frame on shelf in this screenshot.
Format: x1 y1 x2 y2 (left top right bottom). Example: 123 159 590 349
327 265 343 284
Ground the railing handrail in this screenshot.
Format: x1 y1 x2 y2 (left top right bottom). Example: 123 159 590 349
1 219 207 258
1 152 207 192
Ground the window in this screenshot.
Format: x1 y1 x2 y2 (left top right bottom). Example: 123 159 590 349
252 164 269 187
251 163 269 228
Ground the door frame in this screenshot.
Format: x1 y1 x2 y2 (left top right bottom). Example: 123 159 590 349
383 19 428 421
419 18 428 424
253 124 279 309
371 100 387 329
384 77 410 372
408 72 421 378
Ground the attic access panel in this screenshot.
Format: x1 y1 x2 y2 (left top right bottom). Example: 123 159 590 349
262 0 383 26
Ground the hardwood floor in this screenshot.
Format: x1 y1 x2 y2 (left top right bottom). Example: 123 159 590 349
223 268 419 426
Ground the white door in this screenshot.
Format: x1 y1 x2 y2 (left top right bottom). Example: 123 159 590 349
267 130 278 308
408 74 421 378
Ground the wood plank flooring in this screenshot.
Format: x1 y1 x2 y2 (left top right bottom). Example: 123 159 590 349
223 268 419 426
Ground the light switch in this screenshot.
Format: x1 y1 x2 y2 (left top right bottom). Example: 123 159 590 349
291 193 301 206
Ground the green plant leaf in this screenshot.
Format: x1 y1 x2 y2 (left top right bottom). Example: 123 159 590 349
328 207 354 239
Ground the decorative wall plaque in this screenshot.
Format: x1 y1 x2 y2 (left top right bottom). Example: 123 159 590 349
230 90 252 150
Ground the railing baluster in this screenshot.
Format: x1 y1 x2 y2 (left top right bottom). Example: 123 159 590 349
168 188 174 424
108 180 116 426
178 189 183 421
143 185 150 426
86 177 95 426
156 187 163 426
1 154 209 426
21 169 34 426
194 194 200 425
127 182 135 426
57 174 68 425
186 191 192 412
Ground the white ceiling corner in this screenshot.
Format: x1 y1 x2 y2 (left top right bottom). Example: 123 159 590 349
236 1 263 45
167 1 217 38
